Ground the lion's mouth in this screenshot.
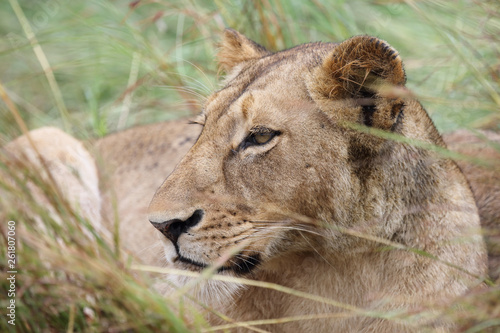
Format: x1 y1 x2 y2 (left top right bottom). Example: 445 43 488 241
174 252 261 275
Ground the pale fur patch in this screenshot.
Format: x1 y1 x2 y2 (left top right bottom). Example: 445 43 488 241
4 127 107 239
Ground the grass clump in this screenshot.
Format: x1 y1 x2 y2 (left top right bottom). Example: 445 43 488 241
0 0 499 332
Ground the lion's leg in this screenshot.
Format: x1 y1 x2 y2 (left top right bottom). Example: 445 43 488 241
2 127 103 234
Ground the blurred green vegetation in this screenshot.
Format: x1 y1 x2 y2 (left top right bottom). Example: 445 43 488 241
0 0 498 143
0 0 499 332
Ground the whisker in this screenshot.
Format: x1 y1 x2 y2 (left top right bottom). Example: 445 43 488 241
253 225 324 237
138 241 163 257
159 67 213 94
175 58 215 92
250 219 319 228
156 85 208 101
228 259 243 271
236 257 259 270
235 253 260 260
231 232 258 244
297 231 337 270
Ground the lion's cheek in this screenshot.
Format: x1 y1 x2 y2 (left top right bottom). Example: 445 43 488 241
288 163 354 221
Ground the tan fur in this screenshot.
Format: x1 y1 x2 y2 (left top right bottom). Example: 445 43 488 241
147 31 488 331
3 127 103 233
3 30 495 332
95 120 201 264
1 121 200 262
444 130 500 281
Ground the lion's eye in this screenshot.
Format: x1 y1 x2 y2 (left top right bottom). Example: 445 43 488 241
254 133 273 144
239 129 280 150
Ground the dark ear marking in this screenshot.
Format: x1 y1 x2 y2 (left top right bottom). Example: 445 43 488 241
391 103 405 131
361 104 376 127
356 90 377 127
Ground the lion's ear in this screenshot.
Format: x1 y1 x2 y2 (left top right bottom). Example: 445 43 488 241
309 36 407 131
217 29 272 74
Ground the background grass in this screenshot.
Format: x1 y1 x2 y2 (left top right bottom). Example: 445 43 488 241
0 0 499 332
0 0 498 142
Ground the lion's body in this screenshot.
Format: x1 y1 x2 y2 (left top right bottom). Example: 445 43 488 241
95 120 200 264
444 130 500 281
4 30 497 332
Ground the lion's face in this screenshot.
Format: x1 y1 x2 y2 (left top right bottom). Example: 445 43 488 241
150 81 353 275
148 30 408 289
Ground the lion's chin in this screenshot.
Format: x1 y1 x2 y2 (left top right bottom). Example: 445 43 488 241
156 243 246 305
158 270 245 307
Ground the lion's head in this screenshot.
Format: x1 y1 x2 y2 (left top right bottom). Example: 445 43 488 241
148 30 485 307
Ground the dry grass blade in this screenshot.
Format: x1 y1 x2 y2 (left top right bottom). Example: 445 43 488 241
202 312 354 332
132 264 421 326
8 0 71 131
117 51 142 130
0 80 66 205
346 121 499 169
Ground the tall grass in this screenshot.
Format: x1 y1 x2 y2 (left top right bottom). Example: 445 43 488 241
0 0 499 332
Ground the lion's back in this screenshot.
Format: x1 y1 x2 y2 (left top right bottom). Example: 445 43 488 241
444 129 500 280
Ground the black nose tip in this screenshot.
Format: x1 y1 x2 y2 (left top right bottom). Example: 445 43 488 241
150 209 204 244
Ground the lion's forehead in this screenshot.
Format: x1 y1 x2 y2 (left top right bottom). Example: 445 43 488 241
204 44 334 124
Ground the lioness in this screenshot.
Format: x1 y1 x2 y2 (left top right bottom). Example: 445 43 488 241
4 30 495 332
146 30 488 331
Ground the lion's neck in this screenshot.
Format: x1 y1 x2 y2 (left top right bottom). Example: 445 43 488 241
214 251 412 332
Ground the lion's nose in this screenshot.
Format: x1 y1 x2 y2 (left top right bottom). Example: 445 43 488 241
150 209 204 244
